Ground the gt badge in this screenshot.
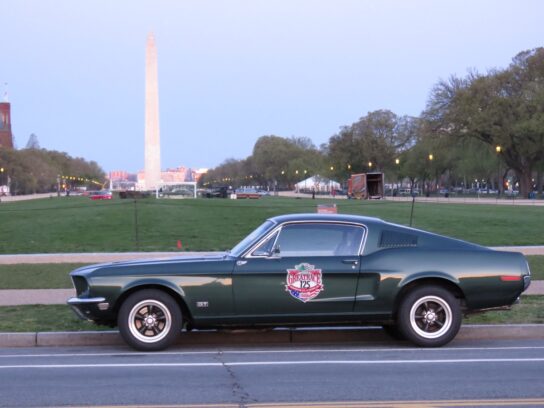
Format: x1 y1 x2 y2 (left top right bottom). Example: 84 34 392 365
285 263 324 303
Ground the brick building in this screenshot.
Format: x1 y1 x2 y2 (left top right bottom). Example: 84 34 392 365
0 102 14 149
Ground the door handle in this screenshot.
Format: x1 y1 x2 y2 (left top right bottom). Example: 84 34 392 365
342 259 359 265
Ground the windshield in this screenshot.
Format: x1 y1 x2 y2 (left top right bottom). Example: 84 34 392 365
230 220 275 257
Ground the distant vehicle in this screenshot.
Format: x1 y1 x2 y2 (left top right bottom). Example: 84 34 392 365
68 213 531 351
90 191 112 200
348 173 384 199
162 187 194 198
236 188 261 199
205 186 230 198
505 190 520 196
397 188 421 197
119 191 151 199
235 188 271 199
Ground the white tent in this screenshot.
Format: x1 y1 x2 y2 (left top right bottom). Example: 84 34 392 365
294 175 341 192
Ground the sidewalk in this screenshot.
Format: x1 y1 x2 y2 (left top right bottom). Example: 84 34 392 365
0 249 542 306
277 191 544 206
0 251 221 264
0 246 543 264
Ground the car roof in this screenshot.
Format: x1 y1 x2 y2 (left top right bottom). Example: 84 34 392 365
268 213 384 226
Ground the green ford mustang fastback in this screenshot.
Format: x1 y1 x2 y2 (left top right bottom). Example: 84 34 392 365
68 213 531 351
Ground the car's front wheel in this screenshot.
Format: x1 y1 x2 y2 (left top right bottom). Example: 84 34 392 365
118 289 182 351
398 285 461 347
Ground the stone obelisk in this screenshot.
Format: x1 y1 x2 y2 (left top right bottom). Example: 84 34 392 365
144 32 161 190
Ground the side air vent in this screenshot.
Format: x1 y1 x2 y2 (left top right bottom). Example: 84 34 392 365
379 230 418 248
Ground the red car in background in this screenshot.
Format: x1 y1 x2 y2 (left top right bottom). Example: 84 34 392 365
89 190 113 200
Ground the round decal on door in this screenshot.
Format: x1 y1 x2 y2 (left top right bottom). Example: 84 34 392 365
285 263 324 302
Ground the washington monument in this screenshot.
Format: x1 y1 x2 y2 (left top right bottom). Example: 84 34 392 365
144 32 161 190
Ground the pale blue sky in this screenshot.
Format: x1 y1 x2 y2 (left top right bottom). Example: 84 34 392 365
2 0 543 173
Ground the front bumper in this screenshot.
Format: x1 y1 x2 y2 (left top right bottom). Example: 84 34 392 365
67 297 108 321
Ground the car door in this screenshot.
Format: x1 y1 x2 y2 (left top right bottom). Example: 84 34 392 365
232 222 366 319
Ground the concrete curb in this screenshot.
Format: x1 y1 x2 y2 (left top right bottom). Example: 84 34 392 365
1 325 543 348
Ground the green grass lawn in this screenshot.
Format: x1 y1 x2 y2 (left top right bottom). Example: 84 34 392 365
0 196 543 253
1 256 542 290
0 263 88 289
0 296 542 332
464 295 544 324
0 305 111 332
529 256 544 280
1 197 541 334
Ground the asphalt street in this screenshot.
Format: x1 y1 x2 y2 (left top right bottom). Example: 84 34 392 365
1 339 544 407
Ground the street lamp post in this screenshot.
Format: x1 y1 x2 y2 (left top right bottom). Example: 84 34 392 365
0 167 4 196
394 158 400 196
329 166 334 194
428 154 434 196
496 145 502 197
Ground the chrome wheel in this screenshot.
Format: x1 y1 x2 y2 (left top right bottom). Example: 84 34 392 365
397 286 461 347
119 289 182 351
128 299 172 344
409 295 452 339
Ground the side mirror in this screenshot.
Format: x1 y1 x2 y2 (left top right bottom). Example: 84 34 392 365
267 244 281 259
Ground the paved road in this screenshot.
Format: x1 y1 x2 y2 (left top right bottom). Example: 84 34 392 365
0 339 543 407
0 193 54 203
3 191 544 206
279 190 544 206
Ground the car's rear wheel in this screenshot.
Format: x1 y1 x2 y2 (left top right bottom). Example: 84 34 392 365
118 289 182 351
398 285 461 347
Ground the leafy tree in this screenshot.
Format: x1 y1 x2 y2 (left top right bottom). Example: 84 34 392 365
0 148 105 195
200 135 325 190
424 48 544 196
251 136 324 188
327 110 418 182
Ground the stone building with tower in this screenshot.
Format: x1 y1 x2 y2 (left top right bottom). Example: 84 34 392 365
0 102 14 149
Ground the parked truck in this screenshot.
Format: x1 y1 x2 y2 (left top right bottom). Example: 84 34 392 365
347 172 384 199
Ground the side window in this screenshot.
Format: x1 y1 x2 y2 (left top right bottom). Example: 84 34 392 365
275 223 364 257
251 231 279 257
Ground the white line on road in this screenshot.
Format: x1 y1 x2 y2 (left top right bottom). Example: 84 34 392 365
1 358 544 369
2 345 544 359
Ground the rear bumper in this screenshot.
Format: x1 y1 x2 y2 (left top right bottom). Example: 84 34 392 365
524 275 531 291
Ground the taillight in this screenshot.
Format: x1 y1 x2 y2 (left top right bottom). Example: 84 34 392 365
500 275 522 282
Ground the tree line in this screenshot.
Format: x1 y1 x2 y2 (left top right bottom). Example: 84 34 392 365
0 147 105 195
201 48 544 197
